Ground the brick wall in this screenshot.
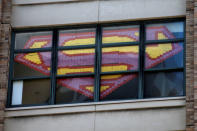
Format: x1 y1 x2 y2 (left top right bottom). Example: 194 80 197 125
186 0 197 131
0 0 11 131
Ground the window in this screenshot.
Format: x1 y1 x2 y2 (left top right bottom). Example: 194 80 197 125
7 18 185 107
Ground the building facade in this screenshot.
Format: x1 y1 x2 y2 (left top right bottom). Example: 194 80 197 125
0 0 196 131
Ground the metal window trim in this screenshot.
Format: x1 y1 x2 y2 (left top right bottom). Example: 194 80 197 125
7 18 186 108
14 48 52 53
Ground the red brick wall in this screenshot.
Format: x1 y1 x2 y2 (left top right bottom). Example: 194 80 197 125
186 0 196 131
0 0 11 131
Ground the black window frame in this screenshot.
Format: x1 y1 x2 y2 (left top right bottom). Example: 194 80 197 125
7 17 186 108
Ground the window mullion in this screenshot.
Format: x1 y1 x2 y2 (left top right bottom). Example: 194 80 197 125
183 19 186 96
7 32 16 107
145 38 184 45
94 25 102 102
14 47 52 53
138 23 145 99
50 29 58 105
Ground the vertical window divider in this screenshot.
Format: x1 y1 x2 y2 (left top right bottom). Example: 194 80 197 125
183 19 186 96
7 32 15 107
138 22 145 99
50 29 58 105
94 25 102 102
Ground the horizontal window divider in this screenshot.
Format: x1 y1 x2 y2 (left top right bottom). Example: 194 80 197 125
101 22 140 27
145 38 184 45
13 25 97 33
144 17 185 24
12 76 50 81
14 48 52 53
9 103 49 108
56 73 95 78
102 42 139 48
57 25 97 31
13 29 54 33
144 67 184 72
101 70 138 75
58 44 95 50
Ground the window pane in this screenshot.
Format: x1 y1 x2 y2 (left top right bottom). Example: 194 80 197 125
145 43 183 69
57 49 95 75
12 79 50 105
56 77 94 103
100 74 138 101
15 32 52 49
146 22 184 41
58 28 96 47
144 72 184 98
14 52 51 78
102 25 139 44
101 46 139 72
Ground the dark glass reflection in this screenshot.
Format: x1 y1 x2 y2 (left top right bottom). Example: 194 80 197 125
145 43 183 69
57 49 95 75
12 79 50 105
144 72 184 98
14 52 51 78
58 28 96 47
100 74 138 101
101 46 139 72
15 32 52 49
102 25 139 44
56 77 94 104
146 22 184 41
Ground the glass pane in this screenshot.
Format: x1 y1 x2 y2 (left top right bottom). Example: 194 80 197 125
14 52 51 78
12 79 50 105
145 43 183 69
15 32 52 49
146 22 184 41
59 28 96 47
100 74 138 101
101 46 139 72
144 72 184 98
57 49 95 75
56 77 94 103
102 25 139 44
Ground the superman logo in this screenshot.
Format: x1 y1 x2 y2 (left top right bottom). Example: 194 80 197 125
15 26 183 99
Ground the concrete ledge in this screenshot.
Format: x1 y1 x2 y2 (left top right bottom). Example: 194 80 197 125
99 0 186 22
11 0 186 27
12 1 99 27
5 97 185 118
96 97 185 111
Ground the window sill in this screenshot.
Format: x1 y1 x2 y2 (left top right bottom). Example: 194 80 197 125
5 97 185 118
